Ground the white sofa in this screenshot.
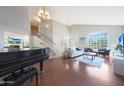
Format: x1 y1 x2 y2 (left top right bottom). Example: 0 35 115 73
68 46 83 57
112 54 124 76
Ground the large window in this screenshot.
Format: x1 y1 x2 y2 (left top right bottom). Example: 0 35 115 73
88 32 108 49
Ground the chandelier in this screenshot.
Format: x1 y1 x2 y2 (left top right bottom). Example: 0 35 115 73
38 7 50 20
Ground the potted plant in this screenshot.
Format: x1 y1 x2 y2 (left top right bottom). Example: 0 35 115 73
114 34 124 57
115 44 123 53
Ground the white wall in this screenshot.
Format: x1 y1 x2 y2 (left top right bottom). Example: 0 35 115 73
69 25 124 49
53 20 70 57
0 6 30 35
40 19 53 41
0 6 30 48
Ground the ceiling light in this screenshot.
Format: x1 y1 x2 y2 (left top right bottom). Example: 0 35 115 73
38 7 50 20
46 24 49 28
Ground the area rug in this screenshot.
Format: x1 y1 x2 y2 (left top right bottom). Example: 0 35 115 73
74 56 104 68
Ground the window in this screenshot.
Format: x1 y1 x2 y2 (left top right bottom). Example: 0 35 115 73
88 32 108 49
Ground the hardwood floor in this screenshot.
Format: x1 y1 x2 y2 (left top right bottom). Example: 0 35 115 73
29 56 124 86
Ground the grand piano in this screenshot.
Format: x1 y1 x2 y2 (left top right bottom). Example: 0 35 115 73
0 48 49 85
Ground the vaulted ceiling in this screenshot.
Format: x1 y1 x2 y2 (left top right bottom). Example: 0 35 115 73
28 6 124 26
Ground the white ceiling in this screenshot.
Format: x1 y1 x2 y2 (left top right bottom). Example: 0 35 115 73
28 6 124 26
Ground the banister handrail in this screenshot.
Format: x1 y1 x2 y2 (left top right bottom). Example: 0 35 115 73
37 32 56 45
36 32 58 55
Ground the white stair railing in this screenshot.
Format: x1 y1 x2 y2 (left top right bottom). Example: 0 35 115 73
37 32 58 56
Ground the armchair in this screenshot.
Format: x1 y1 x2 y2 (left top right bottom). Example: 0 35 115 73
98 49 110 57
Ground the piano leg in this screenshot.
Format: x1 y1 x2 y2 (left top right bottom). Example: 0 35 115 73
36 72 38 85
40 60 43 74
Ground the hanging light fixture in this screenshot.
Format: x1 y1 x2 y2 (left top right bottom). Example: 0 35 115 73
38 7 50 20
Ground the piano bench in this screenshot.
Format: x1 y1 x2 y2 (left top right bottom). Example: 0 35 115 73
3 67 38 86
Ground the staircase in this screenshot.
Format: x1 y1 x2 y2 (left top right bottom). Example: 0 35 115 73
36 32 58 58
31 20 58 58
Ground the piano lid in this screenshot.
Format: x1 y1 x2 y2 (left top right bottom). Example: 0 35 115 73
0 48 41 53
0 48 48 64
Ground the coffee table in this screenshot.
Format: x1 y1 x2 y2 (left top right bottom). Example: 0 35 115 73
83 52 96 61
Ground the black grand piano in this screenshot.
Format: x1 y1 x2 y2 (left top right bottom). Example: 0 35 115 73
0 48 49 85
